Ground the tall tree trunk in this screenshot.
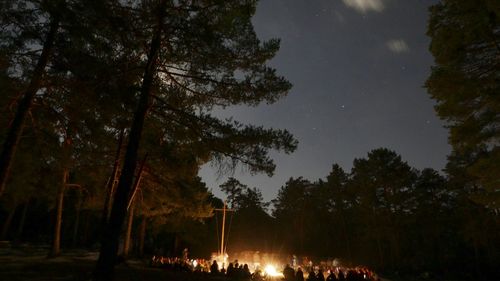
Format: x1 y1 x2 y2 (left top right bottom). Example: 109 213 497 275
0 18 59 196
93 3 166 280
100 131 124 230
339 212 352 264
50 169 68 257
122 157 145 258
1 203 17 240
370 208 384 267
16 200 29 239
473 239 482 280
72 192 83 247
138 216 147 258
375 231 384 267
82 210 91 246
432 222 442 271
122 202 135 258
297 215 304 253
389 230 398 270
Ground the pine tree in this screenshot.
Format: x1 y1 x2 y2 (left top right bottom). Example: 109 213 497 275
0 0 66 196
426 0 500 202
91 1 297 279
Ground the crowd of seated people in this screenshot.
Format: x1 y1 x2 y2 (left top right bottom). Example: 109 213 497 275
151 256 380 281
151 256 209 272
284 264 380 281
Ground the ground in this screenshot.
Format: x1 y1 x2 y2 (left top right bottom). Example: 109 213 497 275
0 244 222 281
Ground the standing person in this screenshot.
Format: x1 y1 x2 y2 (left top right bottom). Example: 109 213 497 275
307 269 317 281
337 270 345 281
345 270 356 281
317 269 325 281
253 267 263 281
210 260 219 275
326 270 337 281
296 267 305 281
243 264 251 280
226 263 235 279
284 264 295 281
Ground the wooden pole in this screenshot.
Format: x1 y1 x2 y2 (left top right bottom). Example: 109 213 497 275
220 200 226 257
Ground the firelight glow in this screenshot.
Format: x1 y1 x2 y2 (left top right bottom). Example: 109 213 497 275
264 264 282 277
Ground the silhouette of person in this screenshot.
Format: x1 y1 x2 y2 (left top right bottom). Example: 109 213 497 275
227 263 235 278
317 269 325 281
307 269 317 281
243 264 251 280
346 270 356 281
253 268 263 281
283 264 295 281
337 270 345 281
296 267 305 281
210 260 219 274
326 270 337 281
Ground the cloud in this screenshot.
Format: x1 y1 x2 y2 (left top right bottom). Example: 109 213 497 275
386 39 410 53
342 0 385 13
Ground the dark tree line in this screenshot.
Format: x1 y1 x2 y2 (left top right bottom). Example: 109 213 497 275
272 149 498 279
201 149 498 280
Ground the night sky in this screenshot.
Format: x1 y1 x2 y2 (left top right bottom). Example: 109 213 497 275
199 0 451 202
